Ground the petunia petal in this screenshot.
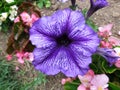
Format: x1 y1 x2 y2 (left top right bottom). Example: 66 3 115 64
33 47 88 77
52 8 71 34
68 10 85 33
32 44 56 66
69 45 92 68
30 16 62 37
30 33 56 48
70 25 100 55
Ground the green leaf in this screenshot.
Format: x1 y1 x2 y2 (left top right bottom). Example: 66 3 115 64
86 19 98 32
89 63 98 73
102 60 117 74
109 82 120 90
37 2 44 8
45 0 51 8
114 70 120 78
82 8 87 16
64 79 80 90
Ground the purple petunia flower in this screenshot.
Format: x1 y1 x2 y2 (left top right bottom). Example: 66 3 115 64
86 0 108 19
29 8 100 77
96 47 119 65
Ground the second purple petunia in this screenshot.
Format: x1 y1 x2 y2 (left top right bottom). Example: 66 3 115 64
29 8 100 77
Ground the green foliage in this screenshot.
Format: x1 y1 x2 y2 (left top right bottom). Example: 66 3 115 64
0 58 22 90
0 57 46 90
109 82 120 90
90 54 117 74
20 72 46 90
6 2 41 54
82 8 98 32
0 0 24 33
64 79 80 90
36 0 51 8
86 19 98 32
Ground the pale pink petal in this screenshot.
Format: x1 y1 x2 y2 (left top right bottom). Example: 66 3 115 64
18 58 24 64
78 70 94 87
31 13 39 23
23 52 29 59
14 16 20 23
99 24 113 33
61 78 66 85
6 54 12 61
20 11 31 23
90 74 109 87
15 66 19 71
108 36 120 46
77 84 87 90
115 59 120 68
61 77 73 85
16 52 24 58
90 86 97 90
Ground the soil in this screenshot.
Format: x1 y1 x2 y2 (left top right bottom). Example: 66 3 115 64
0 0 120 90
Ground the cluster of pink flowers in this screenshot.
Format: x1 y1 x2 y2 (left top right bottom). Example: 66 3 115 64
14 11 39 27
98 24 120 68
98 24 120 48
6 52 33 64
6 52 33 70
61 70 109 90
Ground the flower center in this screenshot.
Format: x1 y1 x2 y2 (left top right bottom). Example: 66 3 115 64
56 34 72 47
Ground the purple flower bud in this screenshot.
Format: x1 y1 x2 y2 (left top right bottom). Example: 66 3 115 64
86 0 108 19
96 47 119 65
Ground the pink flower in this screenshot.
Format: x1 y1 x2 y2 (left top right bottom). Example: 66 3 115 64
16 51 24 58
100 40 113 48
23 52 34 62
14 16 20 23
98 24 113 38
90 74 109 90
78 70 94 88
77 84 87 90
61 78 73 85
16 52 24 64
17 57 24 64
6 54 12 61
115 59 120 68
15 66 19 71
108 36 120 46
28 53 34 62
20 11 31 23
31 13 39 23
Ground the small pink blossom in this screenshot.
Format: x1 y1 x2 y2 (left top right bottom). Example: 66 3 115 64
90 74 109 90
28 53 34 62
16 52 24 64
108 36 120 46
23 52 34 62
6 54 12 61
31 13 39 23
20 11 31 23
16 52 24 58
115 59 120 68
14 16 20 23
100 40 113 48
15 66 19 71
77 84 87 90
77 70 109 90
61 77 73 85
118 31 120 35
78 70 94 88
98 24 113 38
18 58 24 64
